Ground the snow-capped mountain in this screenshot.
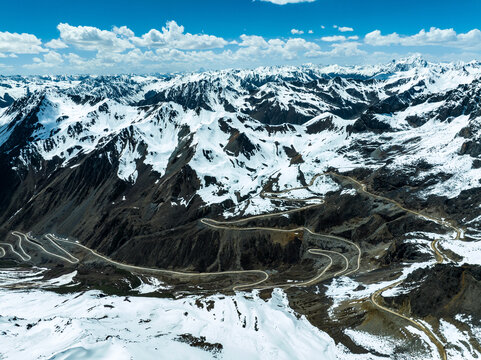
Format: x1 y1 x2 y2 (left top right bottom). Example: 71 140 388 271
3 56 481 359
2 57 481 219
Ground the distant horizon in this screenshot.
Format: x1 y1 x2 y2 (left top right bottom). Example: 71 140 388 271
2 54 481 77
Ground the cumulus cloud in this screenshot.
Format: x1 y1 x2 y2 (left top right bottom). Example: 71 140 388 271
133 21 228 50
321 35 359 42
238 34 269 48
65 52 84 66
6 20 481 75
328 42 366 56
41 51 63 65
0 53 18 58
113 26 135 38
55 21 228 52
365 30 400 46
43 30 324 74
0 31 45 54
45 39 68 49
365 27 481 49
236 35 320 61
24 51 63 69
58 23 134 52
338 26 354 32
284 38 319 52
321 35 347 42
307 41 366 58
260 0 315 4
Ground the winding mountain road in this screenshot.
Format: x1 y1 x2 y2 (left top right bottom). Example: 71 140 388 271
10 231 79 264
216 170 458 360
4 171 463 360
0 232 32 261
332 172 462 254
46 233 271 292
370 281 447 360
200 219 360 280
0 243 28 261
3 173 351 291
199 171 362 287
331 172 460 360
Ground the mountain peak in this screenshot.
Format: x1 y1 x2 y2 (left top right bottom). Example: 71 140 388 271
394 54 428 66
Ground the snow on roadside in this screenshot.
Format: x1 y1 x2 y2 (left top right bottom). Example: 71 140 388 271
408 229 481 266
325 260 435 315
439 320 481 359
343 329 400 358
441 238 481 265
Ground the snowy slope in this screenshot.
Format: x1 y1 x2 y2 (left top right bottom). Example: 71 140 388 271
0 268 337 360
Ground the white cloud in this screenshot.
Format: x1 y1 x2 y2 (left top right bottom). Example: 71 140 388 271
338 26 354 32
56 21 228 53
0 53 15 58
307 41 366 58
65 52 84 66
365 30 401 46
236 35 320 61
113 26 135 38
24 51 63 69
133 21 228 50
43 51 63 64
260 0 315 4
365 27 481 50
44 31 324 74
8 21 481 75
403 27 457 45
321 35 347 42
45 39 68 49
238 34 269 48
329 42 366 56
321 35 359 42
321 25 325 29
57 23 134 52
284 38 319 52
0 31 45 54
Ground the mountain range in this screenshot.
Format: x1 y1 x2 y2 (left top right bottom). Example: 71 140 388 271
2 55 481 358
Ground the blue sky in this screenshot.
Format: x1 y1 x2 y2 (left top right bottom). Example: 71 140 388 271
1 0 481 74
